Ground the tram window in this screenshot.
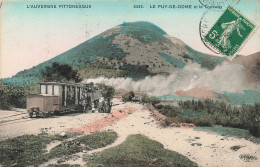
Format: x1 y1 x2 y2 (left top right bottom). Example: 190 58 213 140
47 85 53 95
40 85 46 94
54 85 59 95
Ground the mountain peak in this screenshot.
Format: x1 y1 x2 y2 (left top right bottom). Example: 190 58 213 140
2 21 227 87
99 21 168 44
120 21 167 34
119 21 168 43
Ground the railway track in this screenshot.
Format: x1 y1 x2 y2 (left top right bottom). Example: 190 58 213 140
0 113 27 119
0 112 29 125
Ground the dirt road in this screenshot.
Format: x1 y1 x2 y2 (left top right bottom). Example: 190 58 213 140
1 99 260 167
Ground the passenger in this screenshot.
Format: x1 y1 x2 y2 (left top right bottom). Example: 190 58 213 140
86 94 92 113
99 97 105 113
107 98 112 113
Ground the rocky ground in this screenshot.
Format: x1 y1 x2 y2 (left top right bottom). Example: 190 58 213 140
0 99 260 167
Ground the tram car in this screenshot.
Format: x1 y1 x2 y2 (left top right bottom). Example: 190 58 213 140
27 82 111 117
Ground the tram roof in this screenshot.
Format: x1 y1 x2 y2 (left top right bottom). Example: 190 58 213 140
38 82 85 87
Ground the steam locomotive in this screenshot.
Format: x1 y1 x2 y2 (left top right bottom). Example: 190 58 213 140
27 82 111 117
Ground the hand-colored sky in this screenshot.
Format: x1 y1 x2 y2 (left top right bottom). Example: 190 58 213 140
1 0 260 78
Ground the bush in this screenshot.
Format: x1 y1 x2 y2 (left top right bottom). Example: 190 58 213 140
0 81 40 109
230 145 242 151
141 95 161 105
155 104 164 109
239 154 258 162
97 83 115 100
158 100 260 137
0 82 26 109
122 91 135 102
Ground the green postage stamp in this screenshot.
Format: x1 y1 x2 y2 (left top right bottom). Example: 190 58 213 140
204 5 257 58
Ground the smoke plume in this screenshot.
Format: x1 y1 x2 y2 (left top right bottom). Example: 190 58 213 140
83 62 260 96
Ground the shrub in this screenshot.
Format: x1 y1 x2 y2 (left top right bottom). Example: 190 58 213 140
122 91 135 102
230 145 242 151
239 154 258 162
155 104 164 109
0 81 40 109
141 95 161 105
0 83 26 109
97 83 115 100
158 100 260 137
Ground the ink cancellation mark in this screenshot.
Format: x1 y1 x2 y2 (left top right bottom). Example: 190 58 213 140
203 5 257 59
199 0 240 11
200 10 222 54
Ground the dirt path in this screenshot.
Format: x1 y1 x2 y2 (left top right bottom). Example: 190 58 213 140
68 106 137 134
0 109 108 141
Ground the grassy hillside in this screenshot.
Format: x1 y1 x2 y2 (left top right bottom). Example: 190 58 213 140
158 52 186 69
77 62 126 78
51 34 126 66
222 90 260 105
77 62 153 79
184 45 227 69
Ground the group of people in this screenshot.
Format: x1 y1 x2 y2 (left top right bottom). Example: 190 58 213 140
81 93 111 113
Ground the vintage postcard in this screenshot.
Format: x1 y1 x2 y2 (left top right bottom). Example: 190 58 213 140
0 0 260 166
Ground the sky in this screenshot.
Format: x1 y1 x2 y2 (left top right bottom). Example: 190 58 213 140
1 0 260 78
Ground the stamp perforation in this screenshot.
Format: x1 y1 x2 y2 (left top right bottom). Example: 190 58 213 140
203 5 258 60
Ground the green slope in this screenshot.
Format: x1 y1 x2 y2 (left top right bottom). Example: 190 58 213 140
222 90 260 105
184 45 227 69
158 52 186 69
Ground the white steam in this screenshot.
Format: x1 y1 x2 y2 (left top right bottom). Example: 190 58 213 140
83 62 260 96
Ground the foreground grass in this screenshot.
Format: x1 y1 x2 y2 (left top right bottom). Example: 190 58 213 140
49 131 118 159
77 131 118 150
85 134 198 167
195 126 252 138
0 131 118 167
0 135 58 167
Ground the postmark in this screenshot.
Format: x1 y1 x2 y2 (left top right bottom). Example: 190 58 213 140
203 5 257 59
200 10 222 54
199 0 240 11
